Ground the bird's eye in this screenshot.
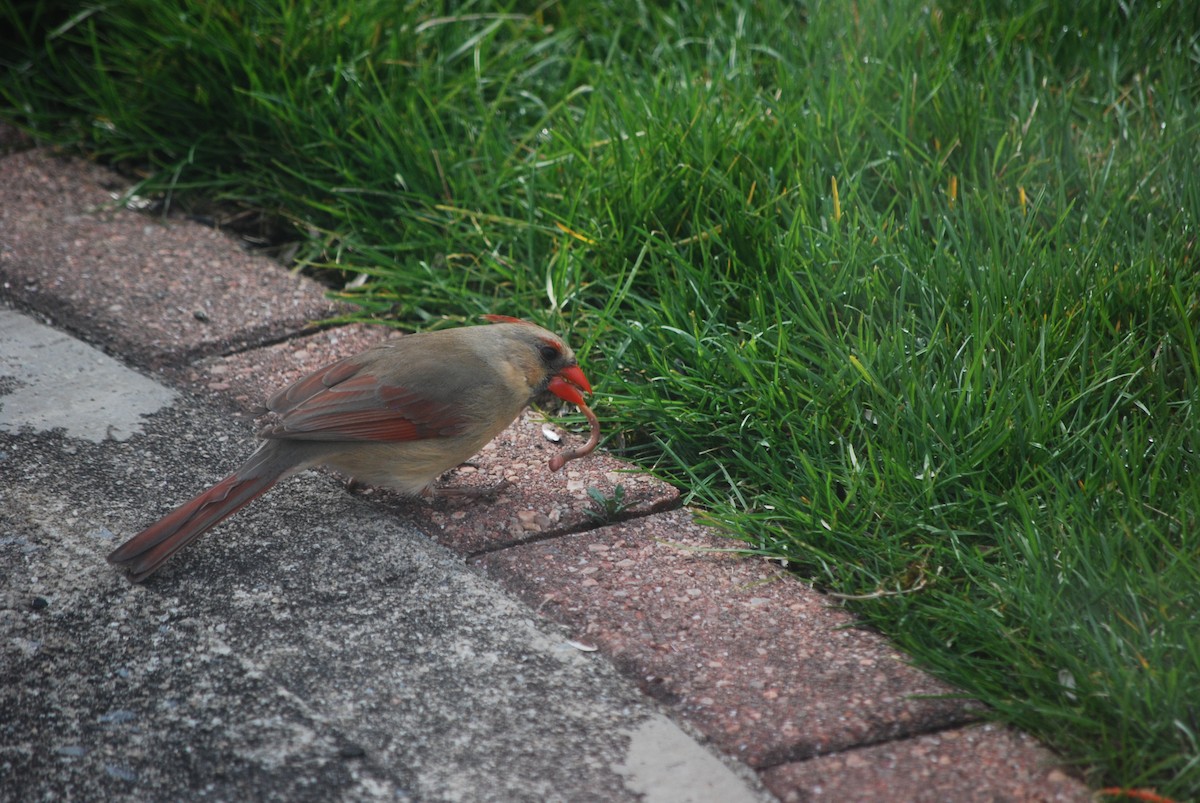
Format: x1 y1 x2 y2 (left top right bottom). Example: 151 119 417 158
538 343 561 363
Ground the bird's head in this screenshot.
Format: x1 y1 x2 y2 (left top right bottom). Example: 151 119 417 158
481 315 592 407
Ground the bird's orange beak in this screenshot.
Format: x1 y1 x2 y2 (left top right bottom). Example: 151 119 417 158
548 365 592 407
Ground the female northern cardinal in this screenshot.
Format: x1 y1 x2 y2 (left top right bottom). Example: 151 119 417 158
108 316 594 582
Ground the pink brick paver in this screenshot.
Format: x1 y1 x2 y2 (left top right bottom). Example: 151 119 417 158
762 723 1089 802
0 149 343 367
476 508 982 768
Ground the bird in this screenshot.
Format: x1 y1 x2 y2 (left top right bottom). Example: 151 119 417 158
107 316 593 582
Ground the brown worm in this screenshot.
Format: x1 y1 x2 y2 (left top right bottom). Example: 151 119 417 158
548 399 601 471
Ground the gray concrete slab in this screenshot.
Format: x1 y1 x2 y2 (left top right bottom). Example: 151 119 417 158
0 308 177 442
0 308 768 802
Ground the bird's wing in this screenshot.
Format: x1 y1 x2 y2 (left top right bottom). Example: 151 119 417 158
260 358 469 442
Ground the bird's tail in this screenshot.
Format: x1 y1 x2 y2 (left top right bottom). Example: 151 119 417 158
108 443 293 582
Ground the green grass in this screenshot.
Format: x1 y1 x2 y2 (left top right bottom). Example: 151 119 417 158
4 0 1200 796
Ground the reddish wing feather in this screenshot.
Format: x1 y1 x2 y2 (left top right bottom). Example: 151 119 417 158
262 363 469 443
266 356 363 411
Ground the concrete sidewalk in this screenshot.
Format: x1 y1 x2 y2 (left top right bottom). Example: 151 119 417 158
0 133 1090 801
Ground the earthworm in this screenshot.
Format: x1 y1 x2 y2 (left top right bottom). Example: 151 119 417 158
548 399 601 471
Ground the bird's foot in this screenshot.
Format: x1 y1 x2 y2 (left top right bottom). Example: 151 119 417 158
430 479 514 499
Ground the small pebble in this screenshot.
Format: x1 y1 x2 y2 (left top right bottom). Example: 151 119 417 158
339 743 367 759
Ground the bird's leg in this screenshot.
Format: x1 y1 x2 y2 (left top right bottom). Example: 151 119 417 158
344 476 369 495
